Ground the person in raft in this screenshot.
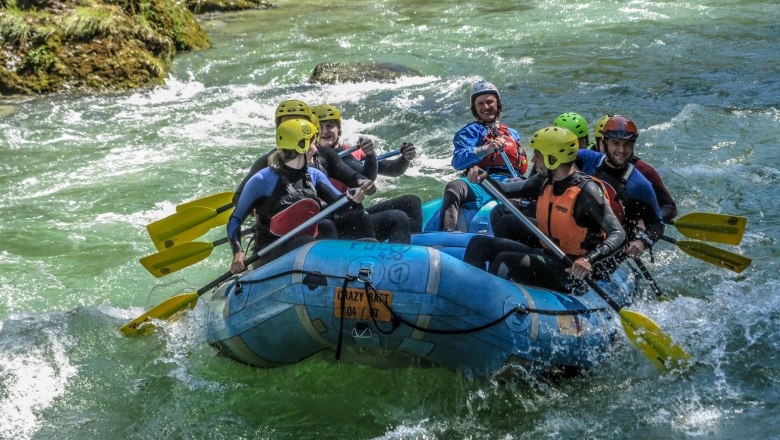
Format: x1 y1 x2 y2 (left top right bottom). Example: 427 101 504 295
554 111 595 150
438 80 529 231
311 103 423 234
231 99 383 241
227 119 369 274
463 126 626 293
233 99 374 206
591 113 677 223
576 116 666 259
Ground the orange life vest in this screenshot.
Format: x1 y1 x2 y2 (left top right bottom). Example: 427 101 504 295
536 178 607 257
476 125 528 175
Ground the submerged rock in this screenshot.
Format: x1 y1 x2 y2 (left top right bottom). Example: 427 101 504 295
185 0 272 13
310 62 420 84
0 0 210 95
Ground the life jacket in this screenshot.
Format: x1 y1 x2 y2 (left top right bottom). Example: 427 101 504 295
253 170 320 241
268 198 320 237
342 144 366 161
476 124 528 175
328 177 349 193
536 176 607 257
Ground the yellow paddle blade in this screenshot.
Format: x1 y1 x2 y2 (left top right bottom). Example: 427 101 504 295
619 310 691 370
146 206 226 251
139 242 215 278
176 192 234 212
676 240 752 273
119 293 199 335
176 193 234 228
673 212 746 245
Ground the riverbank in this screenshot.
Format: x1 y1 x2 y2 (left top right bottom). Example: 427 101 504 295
0 0 271 96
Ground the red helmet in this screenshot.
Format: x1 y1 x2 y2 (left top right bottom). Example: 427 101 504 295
601 116 638 141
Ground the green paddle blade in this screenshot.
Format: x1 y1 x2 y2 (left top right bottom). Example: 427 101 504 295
140 242 215 278
676 240 752 273
146 206 229 251
176 192 234 212
119 292 199 335
673 212 746 245
619 309 691 370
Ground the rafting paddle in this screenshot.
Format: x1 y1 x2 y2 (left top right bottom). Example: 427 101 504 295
175 192 234 213
631 257 669 301
146 203 235 251
669 212 746 245
661 236 751 273
121 195 352 335
481 179 691 370
140 229 253 278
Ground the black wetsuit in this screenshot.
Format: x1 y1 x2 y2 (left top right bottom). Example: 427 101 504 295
338 147 422 233
465 172 626 293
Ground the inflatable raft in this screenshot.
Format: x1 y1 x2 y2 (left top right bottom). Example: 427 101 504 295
204 233 635 377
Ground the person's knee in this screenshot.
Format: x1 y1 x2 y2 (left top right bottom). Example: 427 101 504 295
443 179 467 198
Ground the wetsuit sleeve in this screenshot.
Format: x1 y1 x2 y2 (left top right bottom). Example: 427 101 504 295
377 155 410 177
626 171 665 244
233 150 272 204
227 169 275 254
634 159 678 222
451 123 487 170
310 169 361 211
318 148 367 187
498 173 546 199
342 152 379 180
573 181 626 263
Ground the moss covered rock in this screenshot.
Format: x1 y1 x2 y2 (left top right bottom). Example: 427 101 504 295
310 62 421 84
0 0 210 95
185 0 271 14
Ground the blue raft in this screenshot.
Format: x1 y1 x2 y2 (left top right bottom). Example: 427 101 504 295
204 233 635 377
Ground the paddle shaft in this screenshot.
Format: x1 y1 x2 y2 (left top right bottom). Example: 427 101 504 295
481 180 622 311
499 150 518 178
195 196 351 297
338 145 360 158
631 257 667 300
376 149 402 161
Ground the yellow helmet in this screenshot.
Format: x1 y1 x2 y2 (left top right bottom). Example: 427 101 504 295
529 126 578 171
312 104 342 128
276 119 319 154
595 113 620 139
275 100 313 127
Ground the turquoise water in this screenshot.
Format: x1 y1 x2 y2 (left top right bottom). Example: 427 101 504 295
1 0 779 438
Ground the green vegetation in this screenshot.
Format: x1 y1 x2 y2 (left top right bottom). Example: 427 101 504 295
0 0 213 95
0 8 32 44
61 5 121 41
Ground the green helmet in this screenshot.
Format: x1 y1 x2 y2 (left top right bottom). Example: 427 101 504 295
276 119 319 154
275 100 313 127
529 126 579 171
554 112 589 139
312 104 341 129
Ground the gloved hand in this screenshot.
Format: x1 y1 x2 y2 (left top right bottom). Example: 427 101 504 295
359 137 375 156
357 179 377 196
400 142 416 161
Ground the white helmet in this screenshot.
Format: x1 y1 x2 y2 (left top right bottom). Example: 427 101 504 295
470 80 502 119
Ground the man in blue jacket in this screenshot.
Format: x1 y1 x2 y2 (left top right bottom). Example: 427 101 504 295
576 116 664 258
439 80 528 231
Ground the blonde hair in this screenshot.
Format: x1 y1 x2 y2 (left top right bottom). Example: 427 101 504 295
269 149 300 170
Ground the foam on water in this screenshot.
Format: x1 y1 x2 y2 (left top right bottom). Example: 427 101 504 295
0 314 77 440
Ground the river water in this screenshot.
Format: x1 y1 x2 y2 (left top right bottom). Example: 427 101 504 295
1 0 779 438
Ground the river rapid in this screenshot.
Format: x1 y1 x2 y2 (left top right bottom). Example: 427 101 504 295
1 0 779 438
